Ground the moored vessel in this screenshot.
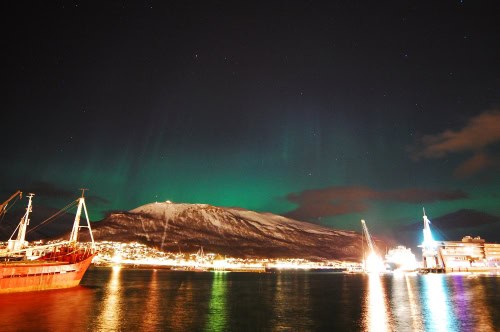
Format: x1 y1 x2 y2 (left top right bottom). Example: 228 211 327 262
385 245 417 272
0 191 97 293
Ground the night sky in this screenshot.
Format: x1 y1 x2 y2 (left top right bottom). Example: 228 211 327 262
1 1 499 241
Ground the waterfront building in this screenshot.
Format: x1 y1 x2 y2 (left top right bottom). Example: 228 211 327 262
437 236 500 273
419 209 500 273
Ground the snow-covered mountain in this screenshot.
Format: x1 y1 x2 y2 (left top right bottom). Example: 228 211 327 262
83 201 367 261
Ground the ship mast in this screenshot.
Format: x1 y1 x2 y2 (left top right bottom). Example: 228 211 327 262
69 189 95 250
8 193 34 251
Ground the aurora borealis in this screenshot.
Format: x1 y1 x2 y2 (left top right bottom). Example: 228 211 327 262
1 2 499 241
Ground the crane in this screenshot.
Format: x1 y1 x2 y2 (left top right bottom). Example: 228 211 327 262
361 219 384 273
361 219 376 255
0 190 22 218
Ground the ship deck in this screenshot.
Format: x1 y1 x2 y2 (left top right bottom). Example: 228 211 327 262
1 260 72 267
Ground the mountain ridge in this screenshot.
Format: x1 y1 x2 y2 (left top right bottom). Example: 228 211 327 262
80 201 367 261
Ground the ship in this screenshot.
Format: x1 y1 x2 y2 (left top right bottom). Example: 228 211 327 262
384 245 417 272
0 191 97 293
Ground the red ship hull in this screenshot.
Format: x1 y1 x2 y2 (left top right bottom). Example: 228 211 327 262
0 253 96 294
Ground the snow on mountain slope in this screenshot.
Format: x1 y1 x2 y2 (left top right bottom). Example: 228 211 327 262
85 201 367 261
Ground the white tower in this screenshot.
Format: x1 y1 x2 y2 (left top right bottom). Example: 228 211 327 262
421 208 441 269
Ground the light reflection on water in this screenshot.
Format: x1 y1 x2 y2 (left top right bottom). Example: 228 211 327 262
205 271 228 331
422 274 457 331
272 272 314 330
448 275 495 331
0 268 498 331
404 274 424 331
0 284 94 331
141 269 160 331
96 265 122 331
363 273 391 331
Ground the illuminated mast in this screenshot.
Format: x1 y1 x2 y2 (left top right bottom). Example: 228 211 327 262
361 219 384 273
421 208 440 269
69 189 95 250
7 193 34 252
422 208 435 248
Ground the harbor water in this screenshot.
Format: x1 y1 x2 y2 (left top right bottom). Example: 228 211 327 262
0 267 499 331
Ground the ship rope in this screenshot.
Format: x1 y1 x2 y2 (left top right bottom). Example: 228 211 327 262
8 223 22 241
27 199 79 235
0 194 22 225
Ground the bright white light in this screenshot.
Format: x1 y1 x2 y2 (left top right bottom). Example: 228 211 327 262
386 247 418 271
112 253 122 264
365 253 385 273
213 259 228 270
422 214 436 250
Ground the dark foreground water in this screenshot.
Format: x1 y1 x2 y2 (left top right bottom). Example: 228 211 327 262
0 267 499 331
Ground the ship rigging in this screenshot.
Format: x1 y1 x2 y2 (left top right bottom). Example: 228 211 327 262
0 190 97 293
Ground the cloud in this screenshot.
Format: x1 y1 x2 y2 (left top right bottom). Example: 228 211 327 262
26 181 76 199
286 186 467 221
453 152 492 178
410 110 500 176
413 111 500 158
26 181 110 205
397 209 500 231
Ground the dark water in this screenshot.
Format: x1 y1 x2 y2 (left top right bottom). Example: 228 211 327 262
1 267 499 331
